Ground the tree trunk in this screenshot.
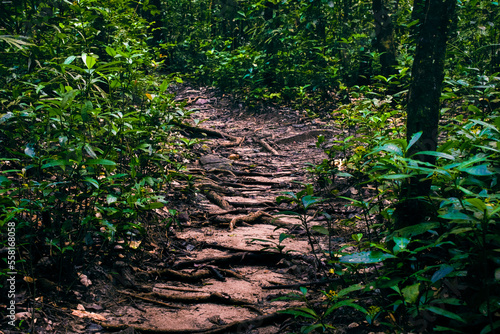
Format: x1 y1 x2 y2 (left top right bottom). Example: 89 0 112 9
372 0 397 77
394 0 456 230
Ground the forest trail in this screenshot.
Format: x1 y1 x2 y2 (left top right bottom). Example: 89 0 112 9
35 86 358 334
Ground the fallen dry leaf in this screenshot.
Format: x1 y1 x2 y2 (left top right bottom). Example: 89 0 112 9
71 309 106 321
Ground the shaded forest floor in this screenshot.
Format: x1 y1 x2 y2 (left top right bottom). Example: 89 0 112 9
3 85 382 334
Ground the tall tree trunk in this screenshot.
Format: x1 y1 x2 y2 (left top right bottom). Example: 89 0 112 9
372 0 397 77
394 0 456 230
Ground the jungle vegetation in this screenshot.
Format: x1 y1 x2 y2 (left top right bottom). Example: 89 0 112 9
1 0 499 332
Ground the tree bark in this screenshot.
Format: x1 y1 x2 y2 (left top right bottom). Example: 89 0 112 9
395 0 456 230
372 0 397 77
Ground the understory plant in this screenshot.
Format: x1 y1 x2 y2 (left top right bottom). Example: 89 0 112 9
285 85 500 332
0 0 193 292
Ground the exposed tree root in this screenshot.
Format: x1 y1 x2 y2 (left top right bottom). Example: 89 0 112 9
274 129 336 145
147 290 254 306
262 278 341 290
257 138 280 155
153 268 212 282
173 120 242 142
117 290 181 309
173 252 284 269
211 213 296 228
229 210 271 231
97 311 291 333
206 168 236 176
204 190 232 209
219 136 245 147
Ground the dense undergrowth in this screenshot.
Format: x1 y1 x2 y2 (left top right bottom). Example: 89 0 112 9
1 0 500 333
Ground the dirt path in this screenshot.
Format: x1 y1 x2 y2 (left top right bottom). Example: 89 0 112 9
26 86 358 334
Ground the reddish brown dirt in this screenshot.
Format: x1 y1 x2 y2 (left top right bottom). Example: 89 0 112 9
3 86 369 334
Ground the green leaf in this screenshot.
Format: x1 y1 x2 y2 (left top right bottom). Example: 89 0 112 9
107 194 118 204
105 46 117 57
42 159 70 169
279 308 317 320
336 283 364 298
431 265 454 283
411 151 455 160
424 305 466 323
0 175 10 186
481 321 500 334
84 177 99 189
82 53 97 69
159 79 170 93
145 202 165 209
392 237 411 254
438 211 473 220
302 195 321 209
407 131 422 152
340 251 396 264
86 159 116 166
379 174 412 180
63 55 77 65
402 283 420 304
459 164 494 176
61 89 78 109
395 222 440 237
24 144 36 157
370 143 403 156
466 198 487 212
279 233 292 243
84 143 98 159
311 225 330 235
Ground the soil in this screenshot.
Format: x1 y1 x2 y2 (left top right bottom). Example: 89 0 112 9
2 86 376 334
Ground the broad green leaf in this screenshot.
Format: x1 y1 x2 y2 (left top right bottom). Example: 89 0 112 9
106 194 118 204
379 174 412 180
431 265 454 283
311 225 330 235
340 251 396 264
459 164 494 176
392 237 411 254
480 321 500 334
411 151 455 160
438 211 473 220
84 177 99 189
42 159 70 169
302 195 320 209
470 119 500 133
468 105 482 114
159 79 170 93
63 55 77 64
279 233 292 243
84 143 97 159
466 198 487 212
407 131 422 152
425 305 466 323
370 143 403 156
145 202 165 209
61 89 78 109
82 53 97 69
402 283 420 304
0 175 9 185
336 283 364 298
24 144 36 157
395 222 440 237
86 159 116 166
105 46 117 57
279 308 317 320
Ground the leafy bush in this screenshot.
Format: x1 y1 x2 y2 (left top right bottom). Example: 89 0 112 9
0 0 190 285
